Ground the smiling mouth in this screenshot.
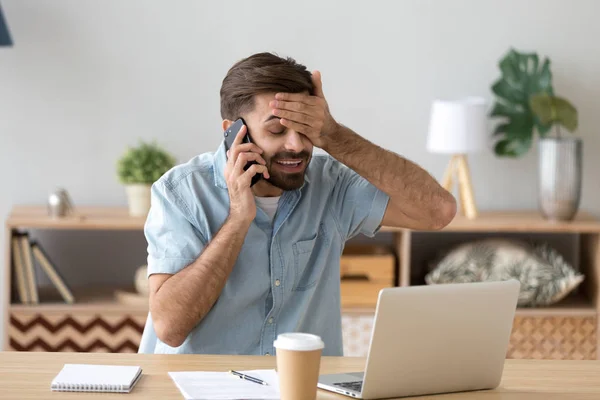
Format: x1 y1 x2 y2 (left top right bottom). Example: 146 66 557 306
276 159 303 167
273 159 306 172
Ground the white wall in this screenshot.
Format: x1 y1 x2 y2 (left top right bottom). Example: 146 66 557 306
1 0 600 345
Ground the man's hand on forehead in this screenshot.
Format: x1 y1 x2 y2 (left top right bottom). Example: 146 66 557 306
268 70 340 149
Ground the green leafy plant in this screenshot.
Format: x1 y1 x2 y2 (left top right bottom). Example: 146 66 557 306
117 141 176 184
529 93 578 137
490 48 553 157
491 48 578 157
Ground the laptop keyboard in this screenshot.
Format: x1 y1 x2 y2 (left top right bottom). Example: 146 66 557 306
334 380 363 392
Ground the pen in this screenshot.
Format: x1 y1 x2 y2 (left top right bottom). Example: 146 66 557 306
229 370 269 386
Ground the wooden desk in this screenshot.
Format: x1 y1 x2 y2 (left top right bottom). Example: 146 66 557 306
1 352 600 399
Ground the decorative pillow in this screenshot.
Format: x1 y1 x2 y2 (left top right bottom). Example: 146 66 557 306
424 238 584 307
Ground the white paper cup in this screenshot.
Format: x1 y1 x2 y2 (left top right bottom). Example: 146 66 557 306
274 333 324 400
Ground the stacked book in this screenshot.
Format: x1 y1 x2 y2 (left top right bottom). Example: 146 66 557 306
11 231 74 304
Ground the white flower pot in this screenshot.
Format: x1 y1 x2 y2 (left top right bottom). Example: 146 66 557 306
125 184 152 217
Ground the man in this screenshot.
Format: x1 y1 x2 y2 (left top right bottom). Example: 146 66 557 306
143 52 456 356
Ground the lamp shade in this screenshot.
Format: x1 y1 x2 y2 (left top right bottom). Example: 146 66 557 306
427 97 488 154
0 4 12 46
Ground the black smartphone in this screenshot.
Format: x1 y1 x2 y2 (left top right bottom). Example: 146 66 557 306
223 117 263 187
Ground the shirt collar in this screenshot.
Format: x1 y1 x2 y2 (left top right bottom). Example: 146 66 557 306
212 140 312 190
213 141 228 189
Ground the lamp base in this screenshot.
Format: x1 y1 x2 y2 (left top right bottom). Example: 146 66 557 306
441 154 478 219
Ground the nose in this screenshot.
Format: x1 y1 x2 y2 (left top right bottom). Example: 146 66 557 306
283 130 304 154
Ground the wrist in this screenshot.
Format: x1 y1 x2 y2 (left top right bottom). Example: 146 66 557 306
226 211 254 229
319 122 343 152
320 123 354 154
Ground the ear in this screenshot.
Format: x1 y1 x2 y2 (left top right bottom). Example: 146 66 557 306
222 119 233 131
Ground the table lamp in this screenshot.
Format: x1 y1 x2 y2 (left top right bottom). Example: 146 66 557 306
0 3 12 46
427 97 488 219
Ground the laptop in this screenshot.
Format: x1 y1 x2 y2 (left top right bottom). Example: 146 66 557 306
318 279 520 399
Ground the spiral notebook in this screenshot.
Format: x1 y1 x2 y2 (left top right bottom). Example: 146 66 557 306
51 364 142 393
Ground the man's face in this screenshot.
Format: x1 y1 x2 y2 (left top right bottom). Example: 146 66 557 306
239 92 314 191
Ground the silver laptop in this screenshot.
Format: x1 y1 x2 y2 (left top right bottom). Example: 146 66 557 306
318 279 520 399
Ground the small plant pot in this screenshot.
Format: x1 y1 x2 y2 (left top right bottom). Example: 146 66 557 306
125 184 152 217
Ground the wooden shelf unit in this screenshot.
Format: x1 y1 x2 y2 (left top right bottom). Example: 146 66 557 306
4 206 600 359
384 210 600 360
4 206 148 353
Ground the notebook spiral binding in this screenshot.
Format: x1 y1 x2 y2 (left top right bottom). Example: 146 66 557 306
51 382 125 392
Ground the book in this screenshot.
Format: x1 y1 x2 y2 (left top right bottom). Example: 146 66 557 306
51 364 142 393
168 369 280 400
19 233 38 304
31 240 75 304
11 234 29 304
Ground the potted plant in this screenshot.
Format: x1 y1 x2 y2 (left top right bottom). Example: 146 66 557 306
117 141 176 217
490 48 580 221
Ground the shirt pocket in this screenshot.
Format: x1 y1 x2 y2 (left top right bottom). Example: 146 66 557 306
292 223 328 291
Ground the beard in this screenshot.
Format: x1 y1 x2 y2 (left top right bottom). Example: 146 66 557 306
265 151 312 191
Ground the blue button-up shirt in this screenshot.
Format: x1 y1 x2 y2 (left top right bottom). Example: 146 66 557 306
143 141 389 356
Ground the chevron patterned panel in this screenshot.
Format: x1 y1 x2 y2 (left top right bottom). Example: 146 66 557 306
9 312 147 353
507 316 597 360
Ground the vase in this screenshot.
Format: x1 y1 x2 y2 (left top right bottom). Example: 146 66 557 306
125 184 152 217
538 137 582 221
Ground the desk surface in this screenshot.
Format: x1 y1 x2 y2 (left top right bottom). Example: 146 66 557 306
1 352 600 399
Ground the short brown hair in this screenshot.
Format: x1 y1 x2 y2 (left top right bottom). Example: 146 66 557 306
220 52 314 120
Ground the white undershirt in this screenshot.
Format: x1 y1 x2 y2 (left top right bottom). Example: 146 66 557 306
255 196 281 222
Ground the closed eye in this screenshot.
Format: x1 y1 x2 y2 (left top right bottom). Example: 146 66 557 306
264 115 285 135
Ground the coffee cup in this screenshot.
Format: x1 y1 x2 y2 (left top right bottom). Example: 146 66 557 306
274 333 324 400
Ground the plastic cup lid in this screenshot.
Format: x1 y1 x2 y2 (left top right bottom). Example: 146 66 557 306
273 333 324 351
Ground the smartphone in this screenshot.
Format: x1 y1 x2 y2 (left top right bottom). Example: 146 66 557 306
223 118 263 187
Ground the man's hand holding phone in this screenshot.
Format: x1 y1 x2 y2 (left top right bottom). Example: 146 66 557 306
224 124 270 223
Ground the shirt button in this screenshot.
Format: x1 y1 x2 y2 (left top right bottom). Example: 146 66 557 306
268 317 274 324
274 279 281 287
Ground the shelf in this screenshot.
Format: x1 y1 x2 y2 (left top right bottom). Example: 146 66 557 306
342 306 377 314
6 206 145 230
343 293 596 317
9 207 600 233
515 294 596 317
381 210 600 233
10 286 149 314
14 288 592 317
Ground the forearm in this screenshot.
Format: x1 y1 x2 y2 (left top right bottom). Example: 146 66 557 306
150 215 251 346
322 124 456 228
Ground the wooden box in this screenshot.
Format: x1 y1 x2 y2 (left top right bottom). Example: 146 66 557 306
340 245 395 308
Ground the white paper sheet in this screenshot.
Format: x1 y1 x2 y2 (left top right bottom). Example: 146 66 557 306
168 369 280 400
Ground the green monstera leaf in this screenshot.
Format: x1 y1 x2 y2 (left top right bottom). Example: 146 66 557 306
529 93 578 133
491 48 554 157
